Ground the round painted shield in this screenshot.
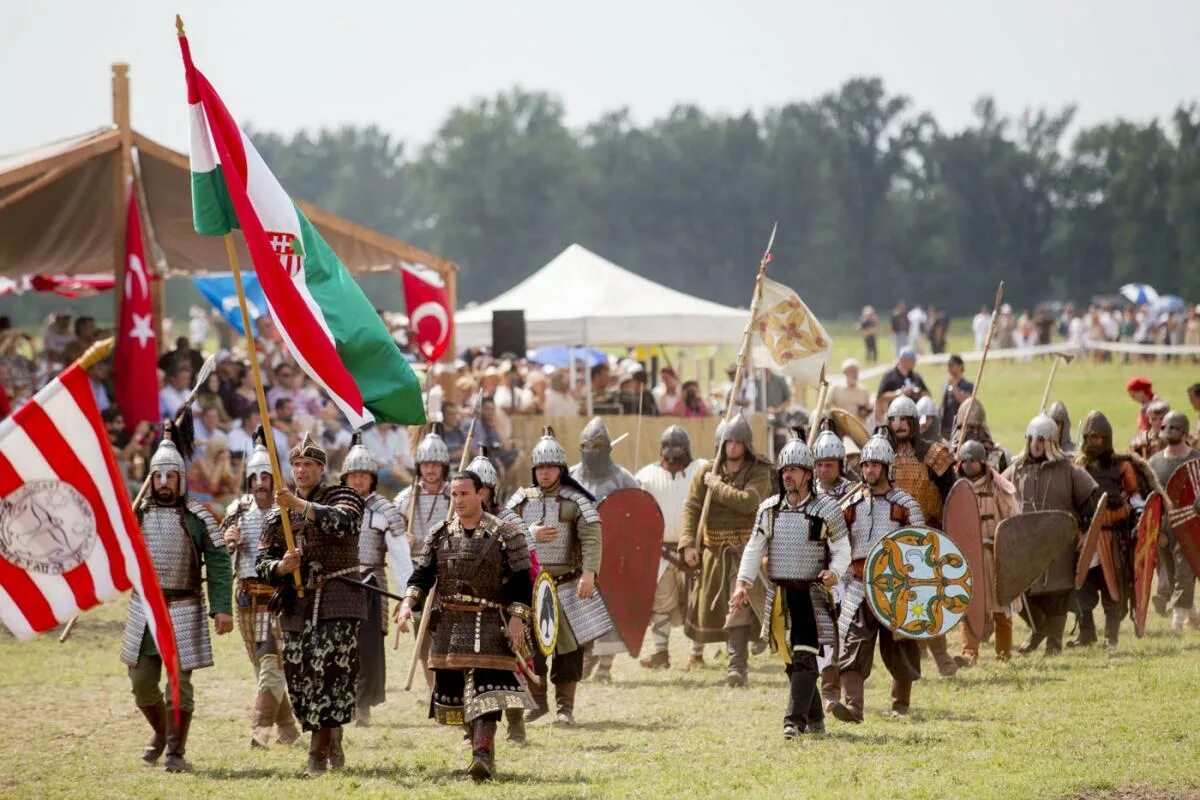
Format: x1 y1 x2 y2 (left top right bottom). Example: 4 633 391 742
863 526 972 640
532 571 560 657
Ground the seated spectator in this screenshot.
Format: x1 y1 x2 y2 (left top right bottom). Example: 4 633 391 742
440 402 477 464
829 358 870 424
61 315 99 364
42 311 75 364
653 367 683 415
159 362 195 420
103 407 153 491
158 336 204 376
543 370 579 416
193 404 227 459
188 438 238 509
361 423 414 494
88 359 113 413
678 380 709 417
266 362 322 417
619 370 658 416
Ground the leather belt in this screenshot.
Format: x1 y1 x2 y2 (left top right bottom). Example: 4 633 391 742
307 566 360 625
553 569 582 586
165 593 202 604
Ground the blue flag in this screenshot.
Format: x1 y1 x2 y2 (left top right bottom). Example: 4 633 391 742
192 274 267 335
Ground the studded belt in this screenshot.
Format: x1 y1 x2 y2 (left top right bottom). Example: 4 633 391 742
703 529 751 549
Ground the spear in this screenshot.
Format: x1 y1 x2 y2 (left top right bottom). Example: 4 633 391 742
955 281 1005 445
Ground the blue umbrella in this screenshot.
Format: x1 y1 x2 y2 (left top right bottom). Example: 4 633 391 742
1119 283 1159 305
1149 295 1186 316
528 346 607 368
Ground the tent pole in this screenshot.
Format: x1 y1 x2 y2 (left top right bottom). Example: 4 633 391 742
112 63 132 348
584 319 594 417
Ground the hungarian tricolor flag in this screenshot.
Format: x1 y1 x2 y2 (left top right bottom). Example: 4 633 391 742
0 358 182 712
115 184 159 428
178 29 425 428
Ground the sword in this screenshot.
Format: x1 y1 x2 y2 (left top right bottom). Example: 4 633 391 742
330 575 409 603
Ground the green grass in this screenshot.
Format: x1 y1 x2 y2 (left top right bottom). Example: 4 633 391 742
3 597 1200 799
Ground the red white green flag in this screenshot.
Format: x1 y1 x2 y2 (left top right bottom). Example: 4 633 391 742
178 30 425 428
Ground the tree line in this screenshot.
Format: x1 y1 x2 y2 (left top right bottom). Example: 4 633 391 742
247 77 1200 317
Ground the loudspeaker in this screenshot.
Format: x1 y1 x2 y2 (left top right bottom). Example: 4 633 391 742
491 309 526 357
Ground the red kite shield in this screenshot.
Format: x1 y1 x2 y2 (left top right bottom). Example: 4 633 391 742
1133 491 1164 638
944 479 986 641
1168 460 1200 576
597 487 664 658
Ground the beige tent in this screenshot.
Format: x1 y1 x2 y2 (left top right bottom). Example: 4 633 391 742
0 64 457 355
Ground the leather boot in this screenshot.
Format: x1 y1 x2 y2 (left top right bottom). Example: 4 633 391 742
1068 609 1097 648
831 670 864 723
355 704 372 728
581 647 598 680
784 654 820 734
639 651 670 670
505 708 527 743
820 665 841 713
554 682 577 726
526 677 550 723
163 709 193 773
594 654 614 683
1103 611 1122 648
994 615 1014 661
138 701 167 764
328 726 345 770
1045 615 1067 656
307 729 331 775
890 679 912 717
925 635 958 677
468 718 497 781
275 695 301 745
251 691 278 749
726 626 749 687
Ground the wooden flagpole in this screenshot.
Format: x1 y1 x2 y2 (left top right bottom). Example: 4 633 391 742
224 234 302 595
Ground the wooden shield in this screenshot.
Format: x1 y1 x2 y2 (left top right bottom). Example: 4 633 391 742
532 571 560 657
994 511 1078 606
1075 492 1109 589
597 487 664 658
863 527 972 640
944 479 987 640
1167 460 1200 576
1133 492 1164 638
1096 520 1122 602
830 407 870 447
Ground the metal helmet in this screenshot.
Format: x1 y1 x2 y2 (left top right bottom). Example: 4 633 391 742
245 437 273 482
467 450 500 488
716 414 754 448
340 431 376 476
959 397 988 428
415 427 450 466
1048 401 1072 448
580 416 613 449
531 426 568 468
149 422 188 495
860 432 895 467
813 429 845 463
1025 414 1058 442
887 395 919 422
957 439 987 465
660 424 692 462
289 431 327 466
777 434 814 471
916 395 938 421
1081 410 1113 456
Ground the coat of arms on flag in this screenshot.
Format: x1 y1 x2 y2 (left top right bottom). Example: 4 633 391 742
751 276 832 385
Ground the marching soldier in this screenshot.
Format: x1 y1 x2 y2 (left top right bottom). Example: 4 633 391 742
396 427 453 563
257 434 365 775
813 428 857 498
396 471 536 781
1148 411 1200 630
1048 401 1077 454
636 426 702 670
951 397 1010 472
829 432 925 723
679 415 773 686
732 434 850 738
341 433 406 726
123 425 233 772
507 427 602 725
221 436 300 749
1002 415 1098 656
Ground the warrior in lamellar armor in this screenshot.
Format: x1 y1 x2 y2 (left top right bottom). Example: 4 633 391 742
732 433 850 738
256 433 364 775
220 432 300 748
395 426 452 563
122 423 233 773
397 471 536 781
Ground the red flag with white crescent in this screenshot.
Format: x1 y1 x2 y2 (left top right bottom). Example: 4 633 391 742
115 186 160 427
400 263 453 361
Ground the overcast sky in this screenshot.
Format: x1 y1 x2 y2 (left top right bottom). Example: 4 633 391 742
3 1 1197 157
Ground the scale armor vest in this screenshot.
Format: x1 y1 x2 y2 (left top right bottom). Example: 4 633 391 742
844 487 922 560
397 485 451 553
893 445 944 526
497 505 535 552
509 485 597 566
359 493 395 568
142 504 200 591
227 498 269 580
763 495 844 582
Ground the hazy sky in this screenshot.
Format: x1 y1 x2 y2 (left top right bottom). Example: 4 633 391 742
3 1 1197 157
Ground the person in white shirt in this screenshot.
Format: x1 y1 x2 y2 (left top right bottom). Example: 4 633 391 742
906 305 928 353
361 423 414 494
652 367 684 415
542 370 579 416
971 306 991 351
635 426 703 669
227 411 292 479
158 363 196 420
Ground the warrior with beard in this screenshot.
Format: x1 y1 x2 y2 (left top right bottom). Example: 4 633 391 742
1148 412 1200 631
340 433 408 726
506 427 602 725
679 415 774 686
950 398 1010 472
1071 411 1160 649
122 424 233 772
636 425 703 670
732 433 850 738
813 428 857 498
885 396 958 677
221 435 300 749
570 417 638 682
1002 415 1098 656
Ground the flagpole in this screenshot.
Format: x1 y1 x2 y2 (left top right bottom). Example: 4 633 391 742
694 224 777 539
224 233 303 595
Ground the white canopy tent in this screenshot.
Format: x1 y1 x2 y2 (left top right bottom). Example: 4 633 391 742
454 244 748 349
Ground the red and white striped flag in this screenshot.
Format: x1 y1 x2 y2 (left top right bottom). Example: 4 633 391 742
0 359 181 708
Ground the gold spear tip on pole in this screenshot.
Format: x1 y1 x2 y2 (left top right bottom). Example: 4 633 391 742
176 14 186 37
79 337 116 370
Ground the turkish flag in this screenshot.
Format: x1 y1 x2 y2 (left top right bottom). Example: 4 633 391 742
400 263 453 361
114 186 159 427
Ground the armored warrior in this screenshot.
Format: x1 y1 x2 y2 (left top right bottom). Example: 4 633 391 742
635 425 703 670
953 440 1019 666
1071 411 1159 649
1148 411 1200 630
341 432 408 726
569 416 638 682
506 427 602 725
679 414 773 686
916 395 941 442
732 434 850 738
829 432 925 722
397 471 536 781
395 426 453 562
220 436 300 749
1048 401 1076 454
1130 399 1170 461
951 397 1011 472
123 424 233 772
1001 415 1098 656
256 433 365 775
813 427 857 499
885 395 957 677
